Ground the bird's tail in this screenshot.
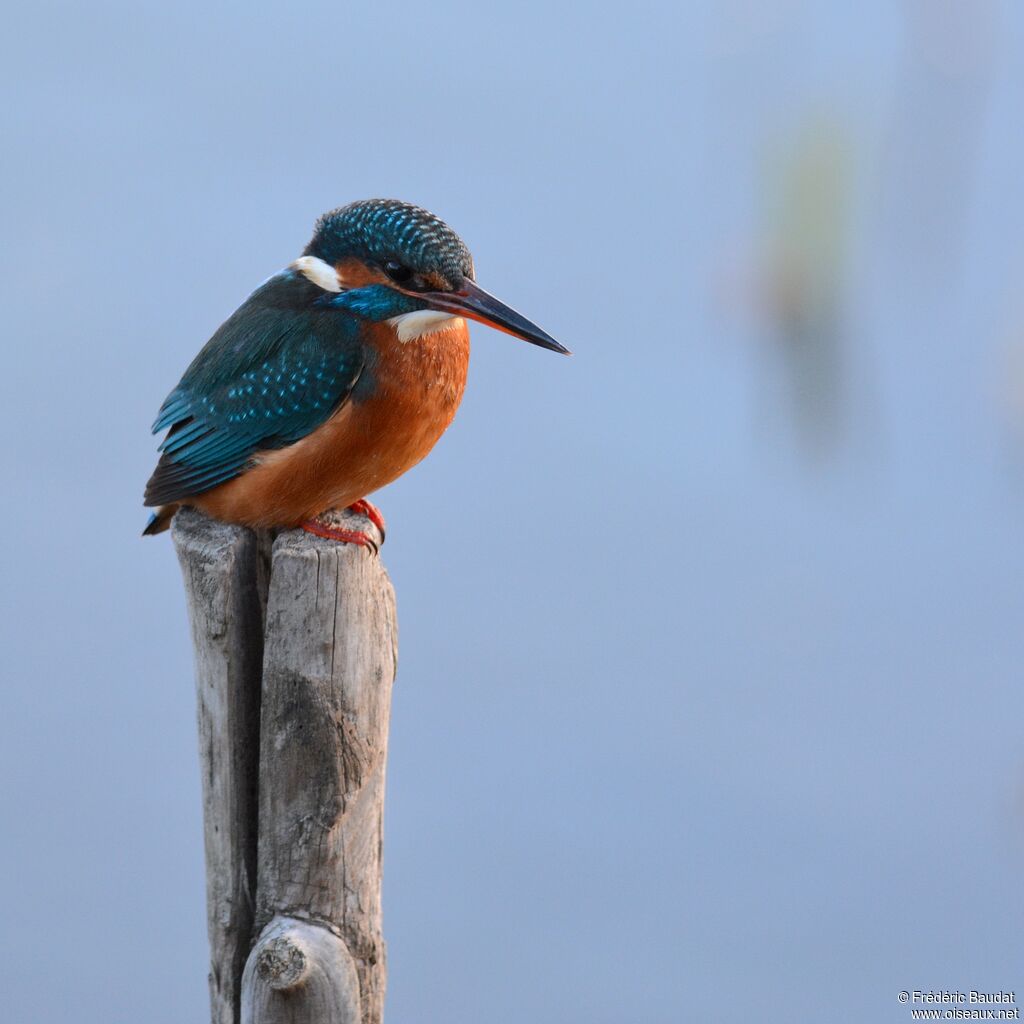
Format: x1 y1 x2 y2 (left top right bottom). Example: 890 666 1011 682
142 504 178 536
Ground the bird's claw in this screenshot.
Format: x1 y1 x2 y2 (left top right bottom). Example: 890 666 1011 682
300 520 377 553
300 506 382 554
346 499 387 542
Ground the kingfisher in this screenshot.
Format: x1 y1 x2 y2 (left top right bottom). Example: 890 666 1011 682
143 199 569 547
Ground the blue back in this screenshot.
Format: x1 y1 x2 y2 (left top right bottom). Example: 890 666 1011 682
145 270 367 505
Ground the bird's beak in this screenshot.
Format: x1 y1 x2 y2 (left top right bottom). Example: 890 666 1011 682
424 280 571 354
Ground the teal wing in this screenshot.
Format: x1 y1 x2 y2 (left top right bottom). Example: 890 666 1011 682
144 270 364 507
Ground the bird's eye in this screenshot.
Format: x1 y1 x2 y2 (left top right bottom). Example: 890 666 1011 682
384 260 413 285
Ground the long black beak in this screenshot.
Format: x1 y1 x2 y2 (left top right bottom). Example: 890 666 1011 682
424 280 571 354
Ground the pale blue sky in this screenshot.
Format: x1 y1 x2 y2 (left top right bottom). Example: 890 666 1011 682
3 3 1023 1021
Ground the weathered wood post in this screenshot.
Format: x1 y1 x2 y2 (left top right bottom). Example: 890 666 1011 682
173 506 397 1024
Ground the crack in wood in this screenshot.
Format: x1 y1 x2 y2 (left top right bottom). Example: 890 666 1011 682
173 509 394 1024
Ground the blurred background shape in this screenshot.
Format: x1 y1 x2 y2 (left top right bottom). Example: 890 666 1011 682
759 117 851 460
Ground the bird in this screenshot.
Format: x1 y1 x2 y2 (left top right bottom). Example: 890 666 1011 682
143 198 569 548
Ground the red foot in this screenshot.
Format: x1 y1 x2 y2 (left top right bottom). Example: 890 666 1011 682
300 518 378 553
347 499 386 541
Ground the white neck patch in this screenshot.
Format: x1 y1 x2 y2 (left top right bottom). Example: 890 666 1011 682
388 310 460 343
291 255 342 292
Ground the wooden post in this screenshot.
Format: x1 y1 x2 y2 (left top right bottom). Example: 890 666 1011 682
173 511 264 1023
173 507 397 1024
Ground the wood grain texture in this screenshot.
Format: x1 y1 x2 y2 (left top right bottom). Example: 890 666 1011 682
256 517 397 1024
241 916 361 1024
173 509 265 1024
172 506 396 1024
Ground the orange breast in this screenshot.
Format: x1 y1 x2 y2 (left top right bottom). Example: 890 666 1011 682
191 318 470 528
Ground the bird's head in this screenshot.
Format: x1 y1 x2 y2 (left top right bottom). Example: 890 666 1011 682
297 199 569 354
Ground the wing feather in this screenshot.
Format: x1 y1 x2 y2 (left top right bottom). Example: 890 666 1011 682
144 270 364 507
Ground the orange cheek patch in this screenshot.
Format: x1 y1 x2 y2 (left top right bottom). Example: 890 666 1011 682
422 270 450 292
335 258 391 289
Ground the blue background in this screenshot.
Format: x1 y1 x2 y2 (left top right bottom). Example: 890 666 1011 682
2 2 1022 1021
